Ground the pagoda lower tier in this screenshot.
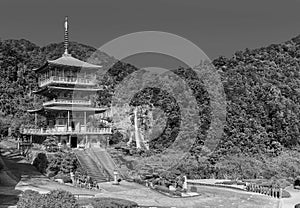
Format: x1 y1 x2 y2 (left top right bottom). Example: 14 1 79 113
21 105 112 148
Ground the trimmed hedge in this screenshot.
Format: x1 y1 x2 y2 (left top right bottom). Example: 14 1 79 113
77 197 138 208
215 180 246 186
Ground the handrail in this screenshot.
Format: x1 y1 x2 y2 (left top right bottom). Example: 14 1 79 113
21 127 112 135
43 99 91 106
39 76 95 87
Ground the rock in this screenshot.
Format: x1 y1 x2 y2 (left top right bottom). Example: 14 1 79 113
55 179 64 184
169 185 176 191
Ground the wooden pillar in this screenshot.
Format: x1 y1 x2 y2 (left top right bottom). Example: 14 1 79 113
106 136 109 148
68 135 71 146
84 112 87 132
67 111 70 132
35 113 37 128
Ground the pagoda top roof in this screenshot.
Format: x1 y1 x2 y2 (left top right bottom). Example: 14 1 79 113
34 54 102 72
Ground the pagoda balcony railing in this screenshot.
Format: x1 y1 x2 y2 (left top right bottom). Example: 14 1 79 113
43 99 92 106
39 76 95 87
21 127 112 135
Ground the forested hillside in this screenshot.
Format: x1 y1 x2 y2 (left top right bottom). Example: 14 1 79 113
1 36 300 179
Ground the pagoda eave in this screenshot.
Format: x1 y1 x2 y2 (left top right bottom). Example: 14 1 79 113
28 106 108 114
33 86 102 97
34 54 102 73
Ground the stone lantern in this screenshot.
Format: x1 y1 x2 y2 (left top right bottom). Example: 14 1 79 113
112 170 119 185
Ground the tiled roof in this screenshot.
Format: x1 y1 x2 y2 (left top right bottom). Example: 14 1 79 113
48 54 101 68
34 54 102 72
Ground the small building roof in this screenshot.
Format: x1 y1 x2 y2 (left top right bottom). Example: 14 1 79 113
28 106 107 114
34 54 102 72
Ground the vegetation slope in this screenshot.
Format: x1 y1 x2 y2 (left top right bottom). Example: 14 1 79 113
1 35 300 180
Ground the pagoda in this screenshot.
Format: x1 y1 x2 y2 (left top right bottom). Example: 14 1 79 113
22 17 111 148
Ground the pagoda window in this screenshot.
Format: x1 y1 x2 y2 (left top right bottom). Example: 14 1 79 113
65 70 70 77
57 118 66 126
78 72 84 79
71 70 76 78
57 69 63 77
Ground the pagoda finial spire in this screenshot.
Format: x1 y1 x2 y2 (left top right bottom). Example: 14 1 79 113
64 16 69 55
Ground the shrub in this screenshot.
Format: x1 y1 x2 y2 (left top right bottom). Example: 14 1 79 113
282 189 291 198
17 190 42 208
295 203 300 208
294 177 300 188
60 153 78 174
110 131 123 145
174 191 182 196
275 178 291 189
44 136 58 151
32 152 48 174
42 136 59 152
46 152 78 176
133 177 144 185
77 197 138 208
17 190 77 208
42 190 77 208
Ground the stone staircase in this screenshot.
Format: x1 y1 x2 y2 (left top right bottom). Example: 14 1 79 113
73 149 110 182
88 147 130 180
107 148 133 178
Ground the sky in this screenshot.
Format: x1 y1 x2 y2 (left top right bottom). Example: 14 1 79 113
0 0 300 60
